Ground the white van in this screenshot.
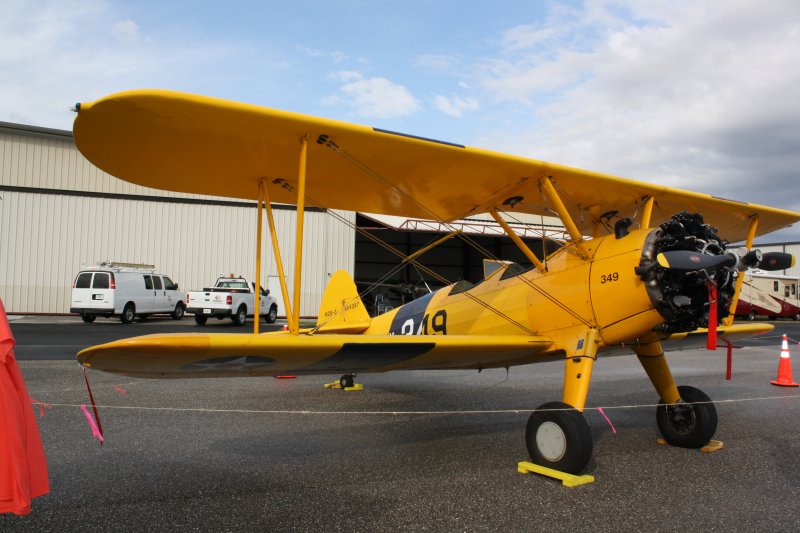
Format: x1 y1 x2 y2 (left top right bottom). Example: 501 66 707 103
70 262 186 323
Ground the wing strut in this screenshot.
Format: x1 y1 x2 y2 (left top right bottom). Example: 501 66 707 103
640 195 655 228
540 177 588 259
291 137 309 335
253 180 265 334
489 209 546 273
261 180 296 333
723 215 759 326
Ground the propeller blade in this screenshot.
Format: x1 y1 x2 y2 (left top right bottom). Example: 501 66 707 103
656 250 737 272
758 252 795 271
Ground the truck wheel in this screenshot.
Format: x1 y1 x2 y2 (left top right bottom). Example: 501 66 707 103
81 313 96 323
232 305 247 326
194 314 208 325
172 303 185 320
120 303 135 324
265 305 278 323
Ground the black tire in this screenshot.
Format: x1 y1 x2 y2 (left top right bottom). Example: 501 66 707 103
172 303 185 320
232 305 247 326
525 401 593 474
138 314 148 322
656 385 717 448
340 375 354 389
265 305 278 323
748 311 757 321
194 314 208 325
81 313 96 323
120 303 135 324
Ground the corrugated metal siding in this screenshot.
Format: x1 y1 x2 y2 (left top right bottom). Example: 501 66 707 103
2 127 242 202
0 124 355 316
754 243 800 278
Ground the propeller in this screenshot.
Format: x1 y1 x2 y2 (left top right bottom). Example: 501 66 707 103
758 252 795 271
655 250 737 272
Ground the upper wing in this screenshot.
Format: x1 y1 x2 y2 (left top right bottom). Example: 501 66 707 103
77 332 555 378
73 90 800 243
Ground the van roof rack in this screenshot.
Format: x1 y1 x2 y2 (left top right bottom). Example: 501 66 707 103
96 261 156 272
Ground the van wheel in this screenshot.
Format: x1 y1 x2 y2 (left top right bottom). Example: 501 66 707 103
81 313 96 323
232 305 247 326
120 303 135 324
172 303 185 320
194 314 208 325
265 305 278 323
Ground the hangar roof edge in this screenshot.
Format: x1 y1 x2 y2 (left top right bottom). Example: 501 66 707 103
0 120 73 141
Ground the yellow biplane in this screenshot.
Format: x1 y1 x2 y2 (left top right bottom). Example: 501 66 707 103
73 90 800 474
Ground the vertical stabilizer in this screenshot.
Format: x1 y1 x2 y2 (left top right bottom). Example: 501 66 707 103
315 270 371 333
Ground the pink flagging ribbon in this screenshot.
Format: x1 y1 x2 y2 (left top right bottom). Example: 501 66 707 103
114 385 127 395
597 407 617 434
31 398 53 417
81 404 104 444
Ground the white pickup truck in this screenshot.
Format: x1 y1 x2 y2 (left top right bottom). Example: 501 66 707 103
185 277 279 326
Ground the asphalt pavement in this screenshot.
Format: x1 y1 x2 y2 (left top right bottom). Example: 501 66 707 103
3 317 800 531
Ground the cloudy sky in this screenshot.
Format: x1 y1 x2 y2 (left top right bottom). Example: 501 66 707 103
2 0 799 241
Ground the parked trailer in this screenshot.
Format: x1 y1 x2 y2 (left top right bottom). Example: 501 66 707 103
735 271 800 320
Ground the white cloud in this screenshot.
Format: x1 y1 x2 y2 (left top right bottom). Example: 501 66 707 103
433 94 479 118
112 20 142 45
332 71 420 119
475 0 800 218
0 0 249 129
297 46 349 63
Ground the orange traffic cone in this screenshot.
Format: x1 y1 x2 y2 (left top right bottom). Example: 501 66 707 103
770 334 799 387
282 324 288 331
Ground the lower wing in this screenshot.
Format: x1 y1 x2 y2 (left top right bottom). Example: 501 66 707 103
77 333 555 378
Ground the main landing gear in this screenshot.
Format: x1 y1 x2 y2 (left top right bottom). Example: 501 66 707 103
656 385 717 448
525 402 593 474
523 335 718 476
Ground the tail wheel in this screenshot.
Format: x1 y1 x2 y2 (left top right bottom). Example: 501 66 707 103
525 401 593 474
339 374 355 388
232 305 247 326
656 385 717 448
120 303 135 324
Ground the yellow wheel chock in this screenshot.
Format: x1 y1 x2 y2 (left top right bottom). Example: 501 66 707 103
517 461 595 487
323 381 363 392
656 438 724 453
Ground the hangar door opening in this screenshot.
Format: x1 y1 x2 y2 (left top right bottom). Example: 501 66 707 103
353 213 564 316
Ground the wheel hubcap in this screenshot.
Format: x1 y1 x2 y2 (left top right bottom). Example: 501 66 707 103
665 404 697 435
536 421 567 462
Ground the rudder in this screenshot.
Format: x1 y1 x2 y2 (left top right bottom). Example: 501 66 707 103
316 270 371 333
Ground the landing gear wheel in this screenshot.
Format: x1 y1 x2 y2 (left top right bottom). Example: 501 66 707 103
120 303 135 324
81 313 96 323
265 305 278 323
525 401 593 475
172 303 185 320
232 305 247 326
194 314 208 325
340 374 354 389
656 385 717 448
